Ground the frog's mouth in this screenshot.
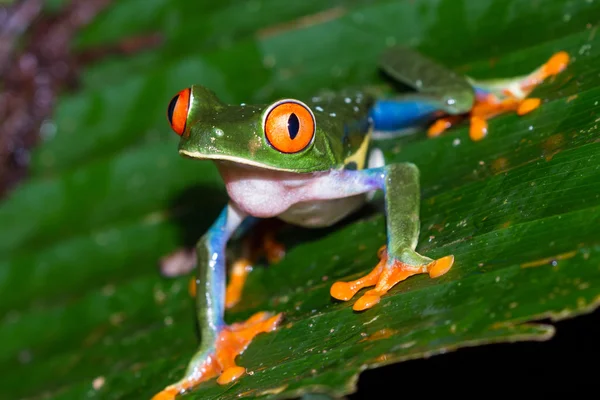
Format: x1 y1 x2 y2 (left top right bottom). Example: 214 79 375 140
178 149 311 173
178 149 293 171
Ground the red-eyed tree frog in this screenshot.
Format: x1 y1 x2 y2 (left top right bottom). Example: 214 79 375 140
154 46 568 399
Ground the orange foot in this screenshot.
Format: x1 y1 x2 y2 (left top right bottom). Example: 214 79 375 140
428 51 570 141
153 312 283 400
330 246 454 311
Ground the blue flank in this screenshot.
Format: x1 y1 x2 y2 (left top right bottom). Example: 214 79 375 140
474 86 493 99
370 99 440 131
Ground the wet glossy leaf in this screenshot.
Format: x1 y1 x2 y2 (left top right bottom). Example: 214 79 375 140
1 0 599 399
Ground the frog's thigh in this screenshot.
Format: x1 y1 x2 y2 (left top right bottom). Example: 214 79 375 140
379 46 475 115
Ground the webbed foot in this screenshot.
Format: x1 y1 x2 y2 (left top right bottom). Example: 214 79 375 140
153 312 283 399
330 246 453 311
428 51 570 141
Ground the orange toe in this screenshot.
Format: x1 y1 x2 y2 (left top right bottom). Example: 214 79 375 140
331 256 384 301
469 115 488 141
330 281 358 301
152 387 178 400
428 255 455 278
427 118 452 137
217 366 246 385
353 292 382 311
427 116 463 138
543 51 570 77
517 98 541 116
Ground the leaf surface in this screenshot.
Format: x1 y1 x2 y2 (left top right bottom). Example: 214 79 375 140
1 0 599 399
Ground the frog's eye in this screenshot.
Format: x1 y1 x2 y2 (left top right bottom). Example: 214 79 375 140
167 88 191 136
263 99 315 153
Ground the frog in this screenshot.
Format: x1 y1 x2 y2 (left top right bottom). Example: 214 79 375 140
153 46 569 399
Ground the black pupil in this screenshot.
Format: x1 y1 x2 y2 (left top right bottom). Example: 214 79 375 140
287 113 300 140
167 94 179 125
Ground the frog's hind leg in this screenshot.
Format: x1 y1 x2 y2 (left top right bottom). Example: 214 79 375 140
429 51 570 141
372 46 476 135
330 163 454 311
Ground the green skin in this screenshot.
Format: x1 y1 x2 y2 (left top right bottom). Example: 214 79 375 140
165 46 537 390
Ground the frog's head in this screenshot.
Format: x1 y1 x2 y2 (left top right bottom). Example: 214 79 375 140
167 85 339 173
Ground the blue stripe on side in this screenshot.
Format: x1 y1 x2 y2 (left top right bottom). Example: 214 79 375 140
370 99 440 131
473 86 493 101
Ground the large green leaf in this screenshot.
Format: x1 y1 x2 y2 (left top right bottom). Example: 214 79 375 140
2 0 599 398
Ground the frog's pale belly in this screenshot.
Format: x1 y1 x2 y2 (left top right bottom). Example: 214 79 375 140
278 194 367 228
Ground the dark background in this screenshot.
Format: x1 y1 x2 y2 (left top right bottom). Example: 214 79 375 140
351 308 599 397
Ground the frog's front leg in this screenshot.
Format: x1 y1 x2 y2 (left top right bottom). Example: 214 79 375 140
330 163 454 311
153 204 282 400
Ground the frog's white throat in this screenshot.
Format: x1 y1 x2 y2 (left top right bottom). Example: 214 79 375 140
214 161 370 227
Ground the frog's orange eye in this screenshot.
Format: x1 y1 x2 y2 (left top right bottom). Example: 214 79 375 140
167 88 191 136
264 100 315 153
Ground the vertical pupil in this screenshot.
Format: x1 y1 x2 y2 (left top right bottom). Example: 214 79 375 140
287 113 300 140
167 94 179 125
